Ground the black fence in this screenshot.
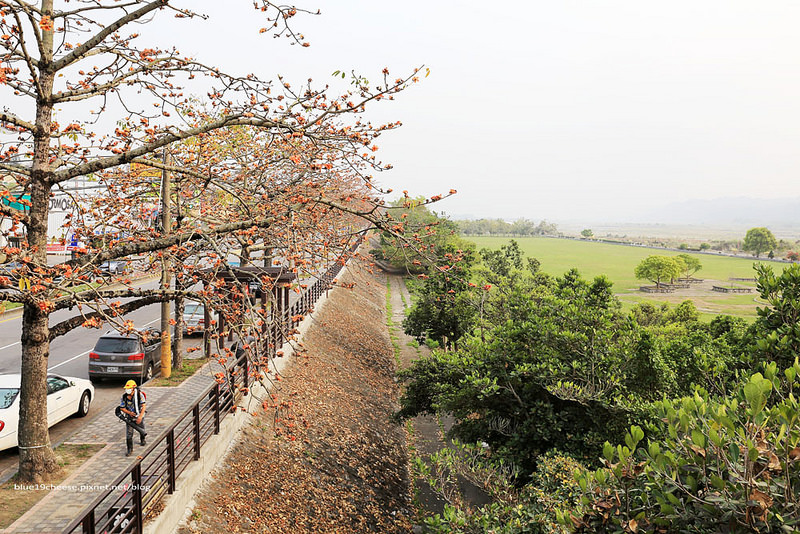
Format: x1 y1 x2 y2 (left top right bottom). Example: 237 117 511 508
269 239 357 353
62 239 360 534
62 349 247 534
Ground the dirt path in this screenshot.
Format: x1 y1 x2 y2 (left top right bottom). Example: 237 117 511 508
386 275 450 519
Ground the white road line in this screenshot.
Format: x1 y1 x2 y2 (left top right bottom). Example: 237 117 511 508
0 341 20 351
48 350 92 371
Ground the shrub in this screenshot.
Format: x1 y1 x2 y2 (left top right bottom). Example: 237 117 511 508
419 448 583 534
564 362 800 532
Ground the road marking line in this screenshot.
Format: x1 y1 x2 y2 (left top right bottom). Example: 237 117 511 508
0 341 20 351
0 314 21 324
48 350 91 371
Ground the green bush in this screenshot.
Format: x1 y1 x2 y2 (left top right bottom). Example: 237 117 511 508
425 338 440 350
418 449 582 534
564 361 800 532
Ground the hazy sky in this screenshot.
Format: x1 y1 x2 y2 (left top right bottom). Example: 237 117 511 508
167 1 800 223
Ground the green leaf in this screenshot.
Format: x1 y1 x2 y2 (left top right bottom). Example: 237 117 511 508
631 425 645 444
744 381 766 415
595 469 607 485
603 441 614 463
692 430 706 449
709 428 721 447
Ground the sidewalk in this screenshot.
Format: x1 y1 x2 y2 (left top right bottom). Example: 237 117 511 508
3 362 217 534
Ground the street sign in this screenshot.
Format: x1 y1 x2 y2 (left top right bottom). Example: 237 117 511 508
1 193 30 212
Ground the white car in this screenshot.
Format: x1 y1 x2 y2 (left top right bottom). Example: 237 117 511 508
0 373 94 451
182 301 205 335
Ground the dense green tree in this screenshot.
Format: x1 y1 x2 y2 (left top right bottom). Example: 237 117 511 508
676 253 702 279
743 226 778 257
402 243 477 350
568 364 800 533
754 263 800 368
629 301 670 327
510 218 536 236
398 269 637 475
454 218 559 237
580 229 593 238
633 255 682 287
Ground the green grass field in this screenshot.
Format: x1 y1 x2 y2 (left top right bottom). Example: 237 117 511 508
467 236 786 321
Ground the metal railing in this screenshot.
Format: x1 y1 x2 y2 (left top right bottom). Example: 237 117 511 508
62 237 361 534
62 348 246 534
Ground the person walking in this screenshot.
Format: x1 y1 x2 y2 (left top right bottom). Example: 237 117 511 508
120 380 147 457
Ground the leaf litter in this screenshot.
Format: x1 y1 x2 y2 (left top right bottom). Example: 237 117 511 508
177 269 412 533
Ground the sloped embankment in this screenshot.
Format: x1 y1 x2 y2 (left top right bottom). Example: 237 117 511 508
177 268 412 533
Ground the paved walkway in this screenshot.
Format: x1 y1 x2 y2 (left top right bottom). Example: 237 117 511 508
4 359 219 534
3 262 347 533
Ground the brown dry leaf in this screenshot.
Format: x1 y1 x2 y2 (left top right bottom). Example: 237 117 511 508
749 489 773 511
177 270 413 534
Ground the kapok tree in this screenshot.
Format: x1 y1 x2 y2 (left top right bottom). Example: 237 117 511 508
0 0 435 482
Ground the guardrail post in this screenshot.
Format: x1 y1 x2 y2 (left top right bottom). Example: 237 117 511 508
242 353 249 390
132 463 143 534
214 383 221 434
283 287 289 330
81 509 95 534
167 429 176 494
193 404 201 460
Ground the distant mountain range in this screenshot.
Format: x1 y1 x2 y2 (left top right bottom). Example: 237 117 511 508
626 197 800 227
445 197 799 241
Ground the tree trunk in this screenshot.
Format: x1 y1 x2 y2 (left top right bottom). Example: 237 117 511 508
19 148 57 481
18 0 59 482
18 304 57 482
173 285 185 370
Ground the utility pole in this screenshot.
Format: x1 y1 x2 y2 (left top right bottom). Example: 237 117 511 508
160 150 172 379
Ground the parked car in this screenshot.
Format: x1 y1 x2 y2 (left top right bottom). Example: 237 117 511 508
98 260 130 276
183 302 205 335
0 373 94 451
88 328 161 382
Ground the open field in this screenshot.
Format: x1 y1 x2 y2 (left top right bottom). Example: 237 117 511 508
467 236 789 320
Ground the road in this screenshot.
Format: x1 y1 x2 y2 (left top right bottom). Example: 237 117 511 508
0 275 202 482
0 262 305 481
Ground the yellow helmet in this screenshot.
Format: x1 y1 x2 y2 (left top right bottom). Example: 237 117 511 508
124 380 137 389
